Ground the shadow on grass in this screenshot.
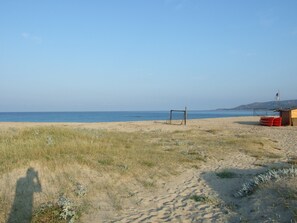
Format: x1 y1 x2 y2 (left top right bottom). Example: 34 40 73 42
201 162 296 222
154 120 186 125
153 121 168 124
7 168 42 223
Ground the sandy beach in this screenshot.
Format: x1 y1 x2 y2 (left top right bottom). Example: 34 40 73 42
1 116 297 222
3 0 297 221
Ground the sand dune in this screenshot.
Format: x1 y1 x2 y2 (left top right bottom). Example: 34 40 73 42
1 116 297 222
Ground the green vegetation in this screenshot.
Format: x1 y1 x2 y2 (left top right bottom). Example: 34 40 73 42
190 194 209 203
216 170 237 179
32 204 68 223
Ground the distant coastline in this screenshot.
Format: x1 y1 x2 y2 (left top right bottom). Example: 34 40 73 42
229 99 297 110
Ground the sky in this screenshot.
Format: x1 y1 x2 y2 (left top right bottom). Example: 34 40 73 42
0 0 297 111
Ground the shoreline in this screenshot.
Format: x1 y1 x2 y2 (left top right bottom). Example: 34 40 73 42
0 115 258 125
0 116 261 133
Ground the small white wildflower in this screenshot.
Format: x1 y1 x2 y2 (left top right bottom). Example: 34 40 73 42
75 183 87 197
46 136 54 145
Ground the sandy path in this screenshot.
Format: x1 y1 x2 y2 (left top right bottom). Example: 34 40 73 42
110 152 261 223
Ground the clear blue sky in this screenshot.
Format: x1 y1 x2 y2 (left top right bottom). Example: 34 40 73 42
1 0 297 111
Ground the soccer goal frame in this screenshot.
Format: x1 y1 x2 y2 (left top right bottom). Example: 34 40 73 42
169 107 187 125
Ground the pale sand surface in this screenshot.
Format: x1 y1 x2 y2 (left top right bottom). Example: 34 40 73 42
1 116 297 222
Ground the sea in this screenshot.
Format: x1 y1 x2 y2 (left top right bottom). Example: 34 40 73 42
0 110 278 123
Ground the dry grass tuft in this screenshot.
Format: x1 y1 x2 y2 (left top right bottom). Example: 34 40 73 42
288 157 297 165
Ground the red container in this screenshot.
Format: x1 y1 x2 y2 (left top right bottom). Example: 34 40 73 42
273 117 282 126
260 117 274 126
260 117 282 127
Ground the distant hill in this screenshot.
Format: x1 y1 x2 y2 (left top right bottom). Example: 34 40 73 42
232 99 297 110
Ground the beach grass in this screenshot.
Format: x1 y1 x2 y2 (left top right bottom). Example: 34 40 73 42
0 125 283 222
0 127 280 175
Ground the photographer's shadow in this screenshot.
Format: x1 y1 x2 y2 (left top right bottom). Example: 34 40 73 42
7 167 42 223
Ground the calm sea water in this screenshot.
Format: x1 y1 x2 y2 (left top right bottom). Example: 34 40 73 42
0 110 277 123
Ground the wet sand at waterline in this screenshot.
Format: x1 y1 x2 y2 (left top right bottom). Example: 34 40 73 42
0 116 296 222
